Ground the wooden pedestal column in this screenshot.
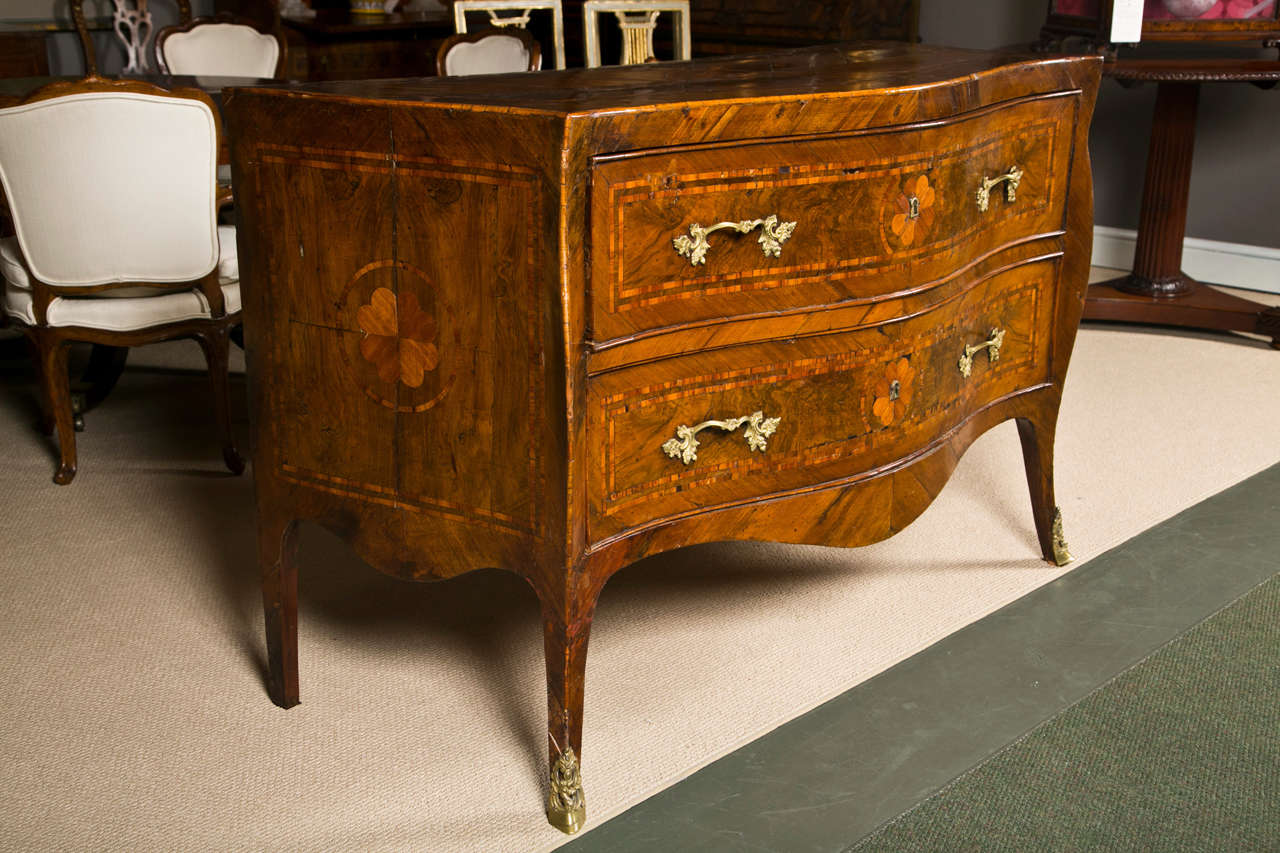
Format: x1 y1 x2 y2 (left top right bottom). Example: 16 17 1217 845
1084 59 1280 349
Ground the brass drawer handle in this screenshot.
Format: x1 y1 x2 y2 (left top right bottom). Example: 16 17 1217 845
975 166 1023 212
958 328 1005 378
672 214 797 267
662 410 781 465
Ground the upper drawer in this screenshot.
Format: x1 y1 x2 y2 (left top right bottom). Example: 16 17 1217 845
589 92 1078 344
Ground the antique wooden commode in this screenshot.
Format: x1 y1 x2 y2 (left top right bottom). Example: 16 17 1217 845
224 44 1102 833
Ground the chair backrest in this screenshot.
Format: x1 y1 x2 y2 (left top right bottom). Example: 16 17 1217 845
582 0 690 67
450 0 565 69
72 0 194 76
436 27 542 76
0 78 220 290
156 17 285 78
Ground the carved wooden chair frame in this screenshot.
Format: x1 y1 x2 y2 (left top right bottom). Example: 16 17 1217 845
0 76 243 484
582 0 690 67
435 26 542 75
154 11 288 78
450 0 566 69
71 0 194 75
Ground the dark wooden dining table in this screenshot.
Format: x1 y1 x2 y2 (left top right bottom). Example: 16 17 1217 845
0 73 275 108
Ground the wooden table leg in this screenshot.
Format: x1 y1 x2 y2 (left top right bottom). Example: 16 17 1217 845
1084 80 1280 348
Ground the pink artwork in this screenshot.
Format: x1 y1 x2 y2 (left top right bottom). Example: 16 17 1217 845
1053 0 1274 19
1144 0 1275 18
1053 0 1100 15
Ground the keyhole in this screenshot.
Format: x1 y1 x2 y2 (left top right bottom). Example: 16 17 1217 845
889 380 901 401
907 197 920 220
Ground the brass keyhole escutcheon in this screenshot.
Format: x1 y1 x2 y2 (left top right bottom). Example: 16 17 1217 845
906 197 920 220
889 380 901 401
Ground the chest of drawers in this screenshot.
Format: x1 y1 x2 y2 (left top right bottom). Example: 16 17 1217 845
224 44 1101 833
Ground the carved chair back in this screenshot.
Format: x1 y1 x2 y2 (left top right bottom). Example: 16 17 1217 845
72 0 194 75
155 13 287 78
450 0 565 69
0 77 225 321
582 0 690 67
436 27 542 75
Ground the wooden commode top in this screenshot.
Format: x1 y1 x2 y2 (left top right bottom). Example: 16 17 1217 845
223 43 1102 835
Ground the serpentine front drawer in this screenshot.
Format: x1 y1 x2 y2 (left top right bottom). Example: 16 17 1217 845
589 92 1078 345
586 257 1058 542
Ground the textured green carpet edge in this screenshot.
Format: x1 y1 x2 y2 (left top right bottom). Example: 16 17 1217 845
849 572 1280 853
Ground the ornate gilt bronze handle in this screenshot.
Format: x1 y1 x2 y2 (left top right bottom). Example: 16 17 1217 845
662 410 781 465
975 166 1023 212
672 214 797 267
958 328 1006 378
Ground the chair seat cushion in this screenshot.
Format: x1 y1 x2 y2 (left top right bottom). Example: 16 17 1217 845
1 227 240 332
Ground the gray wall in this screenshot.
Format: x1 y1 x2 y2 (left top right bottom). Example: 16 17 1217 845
920 0 1280 250
15 0 218 76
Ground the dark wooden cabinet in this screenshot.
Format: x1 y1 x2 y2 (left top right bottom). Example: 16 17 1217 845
688 0 919 56
274 9 452 80
0 31 51 79
216 0 450 79
224 44 1101 834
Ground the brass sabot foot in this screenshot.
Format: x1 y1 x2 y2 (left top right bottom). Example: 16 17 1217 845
1051 507 1073 567
546 746 586 834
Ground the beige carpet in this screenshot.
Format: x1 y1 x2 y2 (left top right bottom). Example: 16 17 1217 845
1 305 1278 852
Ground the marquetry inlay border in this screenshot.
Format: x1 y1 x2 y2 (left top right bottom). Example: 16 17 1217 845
598 277 1045 516
256 144 546 539
601 114 1064 314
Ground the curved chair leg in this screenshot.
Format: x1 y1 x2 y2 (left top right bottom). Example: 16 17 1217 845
196 325 245 475
260 513 300 709
539 570 607 835
1017 413 1072 566
35 332 78 484
26 335 55 437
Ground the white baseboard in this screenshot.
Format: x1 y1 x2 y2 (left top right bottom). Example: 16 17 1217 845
1092 226 1280 296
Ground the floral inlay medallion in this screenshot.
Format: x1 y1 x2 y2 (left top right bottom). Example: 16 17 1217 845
890 174 937 248
872 357 916 427
357 287 439 388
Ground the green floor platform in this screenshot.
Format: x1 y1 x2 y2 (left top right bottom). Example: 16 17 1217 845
561 462 1280 853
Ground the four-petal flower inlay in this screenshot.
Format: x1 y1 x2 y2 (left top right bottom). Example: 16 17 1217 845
357 287 439 388
872 357 916 427
890 174 937 247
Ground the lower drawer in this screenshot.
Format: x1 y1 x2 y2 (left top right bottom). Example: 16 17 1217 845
585 257 1060 543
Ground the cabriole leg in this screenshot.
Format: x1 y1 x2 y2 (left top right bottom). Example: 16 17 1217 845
260 514 300 708
34 333 77 484
1017 414 1073 566
539 572 605 834
195 326 245 475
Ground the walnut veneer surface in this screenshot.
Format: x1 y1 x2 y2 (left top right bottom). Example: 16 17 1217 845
223 43 1102 834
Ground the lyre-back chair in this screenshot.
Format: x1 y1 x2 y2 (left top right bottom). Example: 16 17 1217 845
582 0 690 67
436 27 543 75
72 0 194 75
450 0 565 69
0 77 244 484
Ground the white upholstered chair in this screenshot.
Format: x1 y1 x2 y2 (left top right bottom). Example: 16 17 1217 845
583 0 690 67
0 77 244 484
436 27 542 76
155 14 286 79
450 0 565 69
